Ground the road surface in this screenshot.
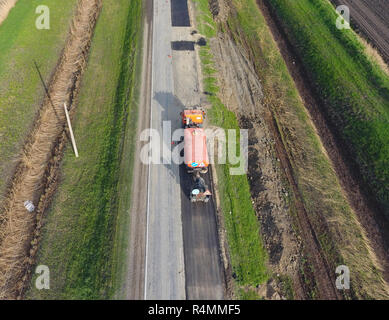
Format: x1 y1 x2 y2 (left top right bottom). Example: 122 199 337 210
144 0 186 300
123 0 225 300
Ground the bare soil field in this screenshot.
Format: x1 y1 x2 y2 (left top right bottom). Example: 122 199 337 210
0 0 101 299
330 0 389 64
0 0 17 25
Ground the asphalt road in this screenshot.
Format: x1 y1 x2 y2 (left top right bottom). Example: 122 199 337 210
124 0 225 300
180 165 225 299
144 0 186 300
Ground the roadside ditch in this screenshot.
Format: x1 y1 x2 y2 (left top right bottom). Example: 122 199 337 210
0 0 102 299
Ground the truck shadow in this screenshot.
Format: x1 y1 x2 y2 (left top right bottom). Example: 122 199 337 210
153 91 189 199
154 91 185 114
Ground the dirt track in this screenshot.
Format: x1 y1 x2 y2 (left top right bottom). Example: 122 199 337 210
0 0 17 25
0 0 101 299
330 0 389 64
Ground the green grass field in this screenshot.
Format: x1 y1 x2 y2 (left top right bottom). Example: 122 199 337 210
26 0 142 299
0 0 77 202
266 0 389 214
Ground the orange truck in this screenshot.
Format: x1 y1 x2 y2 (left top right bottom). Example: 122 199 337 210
184 127 209 174
181 107 211 202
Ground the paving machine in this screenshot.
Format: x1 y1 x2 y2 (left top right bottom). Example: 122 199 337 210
190 175 211 203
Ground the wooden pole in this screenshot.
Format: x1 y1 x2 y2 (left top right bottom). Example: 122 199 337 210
64 103 79 158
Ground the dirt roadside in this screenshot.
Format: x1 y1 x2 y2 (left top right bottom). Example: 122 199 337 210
0 0 102 299
0 0 17 25
211 29 344 299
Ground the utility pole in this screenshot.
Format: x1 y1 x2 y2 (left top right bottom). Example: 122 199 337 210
64 103 79 158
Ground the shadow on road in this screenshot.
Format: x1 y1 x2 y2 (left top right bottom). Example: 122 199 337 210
152 91 188 197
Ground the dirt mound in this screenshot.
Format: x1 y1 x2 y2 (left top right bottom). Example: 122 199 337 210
0 0 17 25
0 0 102 299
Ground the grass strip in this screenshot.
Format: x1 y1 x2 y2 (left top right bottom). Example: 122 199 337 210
27 0 142 299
